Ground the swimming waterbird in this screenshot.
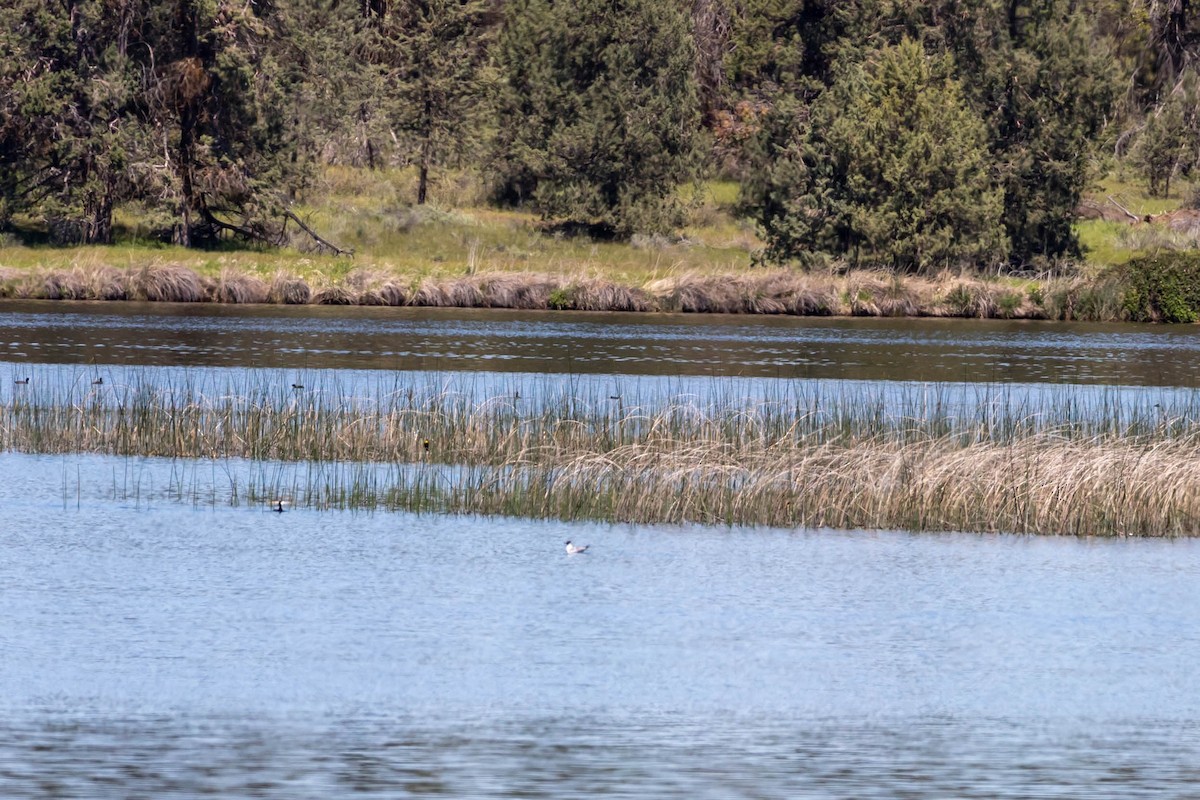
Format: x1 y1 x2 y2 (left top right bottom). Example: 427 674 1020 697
565 540 589 555
14 377 28 385
272 500 287 513
92 377 103 385
292 383 304 390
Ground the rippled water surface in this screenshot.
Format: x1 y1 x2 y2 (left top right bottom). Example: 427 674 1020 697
3 302 1200 797
3 452 1200 797
3 300 1200 384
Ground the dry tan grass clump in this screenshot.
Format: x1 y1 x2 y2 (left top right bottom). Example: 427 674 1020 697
480 273 557 308
269 271 311 304
39 270 90 300
86 266 130 300
411 276 482 307
132 264 206 302
206 269 268 304
646 271 838 314
311 283 357 305
419 436 1200 536
569 278 654 312
345 269 407 306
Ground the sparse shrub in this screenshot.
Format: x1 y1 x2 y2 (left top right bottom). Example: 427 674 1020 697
1027 285 1044 308
547 287 573 310
996 290 1023 318
944 283 976 317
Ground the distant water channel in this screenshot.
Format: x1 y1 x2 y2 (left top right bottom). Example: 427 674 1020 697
3 300 1200 797
2 299 1200 385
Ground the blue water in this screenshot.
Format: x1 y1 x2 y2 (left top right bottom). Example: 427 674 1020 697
3 302 1200 797
1 451 1199 796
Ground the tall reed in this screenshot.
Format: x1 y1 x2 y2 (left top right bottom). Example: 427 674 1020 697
9 373 1200 534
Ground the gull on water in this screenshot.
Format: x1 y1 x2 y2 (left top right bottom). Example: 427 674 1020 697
565 540 589 555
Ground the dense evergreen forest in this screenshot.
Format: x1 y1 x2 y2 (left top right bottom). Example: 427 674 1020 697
1 0 1198 273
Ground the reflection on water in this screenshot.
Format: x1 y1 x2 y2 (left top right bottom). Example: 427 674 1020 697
2 453 1200 795
1 300 1199 384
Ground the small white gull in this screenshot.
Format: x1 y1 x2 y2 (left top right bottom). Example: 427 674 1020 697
565 540 589 555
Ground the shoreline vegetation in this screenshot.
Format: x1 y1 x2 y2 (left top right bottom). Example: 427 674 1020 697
0 260 1161 322
0 254 1191 323
0 266 1080 321
3 169 1200 323
6 375 1200 535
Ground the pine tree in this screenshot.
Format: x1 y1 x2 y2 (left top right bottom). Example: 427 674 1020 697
0 0 139 242
493 0 703 236
358 0 495 204
133 0 307 246
937 0 1120 264
1136 72 1200 197
750 39 1006 270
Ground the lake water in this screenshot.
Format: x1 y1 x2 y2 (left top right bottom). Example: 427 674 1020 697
4 452 1200 797
3 299 1200 385
3 302 1200 797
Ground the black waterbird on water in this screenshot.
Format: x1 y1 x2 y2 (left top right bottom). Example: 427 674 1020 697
292 383 304 390
14 377 28 385
92 377 103 385
273 500 286 513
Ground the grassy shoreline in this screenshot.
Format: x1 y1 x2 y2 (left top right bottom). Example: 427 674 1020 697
7 376 1200 535
2 171 1197 321
0 260 1135 321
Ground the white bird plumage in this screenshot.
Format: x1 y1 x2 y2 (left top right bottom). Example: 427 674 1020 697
565 540 589 555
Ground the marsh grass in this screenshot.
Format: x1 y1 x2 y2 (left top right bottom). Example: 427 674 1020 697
0 260 1136 321
12 373 1200 535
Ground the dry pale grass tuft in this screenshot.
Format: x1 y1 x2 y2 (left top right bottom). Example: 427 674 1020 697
133 264 206 303
480 273 556 309
569 278 654 312
410 278 448 306
311 282 358 305
346 270 407 306
39 270 90 300
647 271 838 315
86 266 130 300
646 273 744 312
269 271 312 304
207 269 268 304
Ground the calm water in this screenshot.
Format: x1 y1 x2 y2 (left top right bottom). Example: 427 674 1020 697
4 302 1200 796
2 451 1200 796
1 299 1200 385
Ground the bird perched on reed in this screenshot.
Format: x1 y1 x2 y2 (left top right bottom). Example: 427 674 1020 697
422 438 431 453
